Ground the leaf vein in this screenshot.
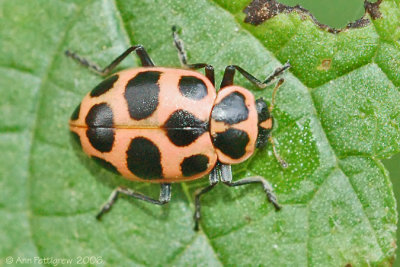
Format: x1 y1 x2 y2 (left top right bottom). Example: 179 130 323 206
25 1 83 262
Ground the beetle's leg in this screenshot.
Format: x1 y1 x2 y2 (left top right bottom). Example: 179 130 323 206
172 26 215 86
193 165 220 231
65 45 154 76
220 63 290 89
267 78 288 168
221 168 281 210
186 64 215 87
226 176 281 210
96 183 171 220
221 164 281 210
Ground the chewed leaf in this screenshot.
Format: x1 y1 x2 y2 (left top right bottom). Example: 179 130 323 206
243 0 382 31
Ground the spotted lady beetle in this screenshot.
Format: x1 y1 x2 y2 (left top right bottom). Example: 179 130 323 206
67 27 290 230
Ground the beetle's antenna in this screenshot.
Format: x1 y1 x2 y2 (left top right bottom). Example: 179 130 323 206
172 26 188 66
269 137 288 168
268 78 288 168
269 78 284 113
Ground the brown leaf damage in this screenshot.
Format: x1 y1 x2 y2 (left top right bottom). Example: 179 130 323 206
364 0 382 19
243 0 382 33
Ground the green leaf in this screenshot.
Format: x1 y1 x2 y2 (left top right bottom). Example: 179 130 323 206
0 0 398 266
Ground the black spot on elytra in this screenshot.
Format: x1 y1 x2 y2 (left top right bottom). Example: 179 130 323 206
212 92 249 125
181 154 209 177
213 128 249 159
85 103 114 127
70 103 81 120
179 76 208 100
126 137 162 179
91 156 120 175
163 109 208 147
85 103 114 152
90 75 119 97
86 128 114 152
125 71 161 120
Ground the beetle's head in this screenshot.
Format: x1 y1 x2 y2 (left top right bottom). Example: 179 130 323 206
255 98 273 148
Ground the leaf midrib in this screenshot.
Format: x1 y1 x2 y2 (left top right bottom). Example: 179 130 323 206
24 1 89 264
